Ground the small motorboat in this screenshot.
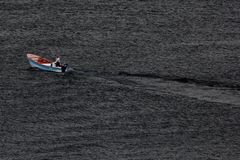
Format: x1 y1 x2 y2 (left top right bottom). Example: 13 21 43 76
27 53 69 73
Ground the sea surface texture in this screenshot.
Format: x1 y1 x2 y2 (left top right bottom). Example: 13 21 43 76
1 1 240 160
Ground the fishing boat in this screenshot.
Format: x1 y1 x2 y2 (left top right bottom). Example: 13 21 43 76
27 53 69 73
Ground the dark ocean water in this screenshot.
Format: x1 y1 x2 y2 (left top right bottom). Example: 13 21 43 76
1 1 240 159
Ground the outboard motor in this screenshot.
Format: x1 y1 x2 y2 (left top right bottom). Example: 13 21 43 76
61 64 68 73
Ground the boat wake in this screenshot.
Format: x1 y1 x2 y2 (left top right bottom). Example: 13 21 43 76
24 67 240 106
118 71 240 90
116 71 240 106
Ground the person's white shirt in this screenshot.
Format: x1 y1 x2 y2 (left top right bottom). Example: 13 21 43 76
55 57 60 63
52 57 60 67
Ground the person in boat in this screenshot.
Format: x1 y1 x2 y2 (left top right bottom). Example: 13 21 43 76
54 56 61 67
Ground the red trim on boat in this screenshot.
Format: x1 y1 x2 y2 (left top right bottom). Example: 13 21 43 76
37 57 52 64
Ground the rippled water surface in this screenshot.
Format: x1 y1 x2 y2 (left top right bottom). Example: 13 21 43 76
1 1 240 159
